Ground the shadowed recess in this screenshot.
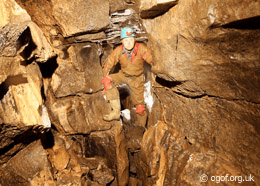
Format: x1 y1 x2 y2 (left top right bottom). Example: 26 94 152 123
19 27 37 64
37 56 58 78
0 75 28 100
0 125 38 165
155 76 182 88
210 16 260 30
222 16 260 30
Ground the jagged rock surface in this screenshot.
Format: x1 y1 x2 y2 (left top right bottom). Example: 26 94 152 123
140 0 178 18
52 0 110 37
0 0 259 186
143 0 260 103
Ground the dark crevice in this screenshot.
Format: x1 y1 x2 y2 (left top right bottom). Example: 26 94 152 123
155 76 182 88
19 27 37 63
129 172 137 178
175 34 179 62
222 16 260 30
0 126 38 162
41 85 46 102
37 56 59 78
173 91 207 99
23 56 37 66
118 86 131 110
210 16 260 30
0 75 28 100
39 130 54 149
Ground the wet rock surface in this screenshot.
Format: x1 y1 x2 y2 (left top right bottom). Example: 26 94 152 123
0 0 259 186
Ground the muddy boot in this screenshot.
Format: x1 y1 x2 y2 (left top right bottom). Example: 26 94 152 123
103 99 121 121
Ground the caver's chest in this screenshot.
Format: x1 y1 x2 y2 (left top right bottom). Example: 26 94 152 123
119 53 142 67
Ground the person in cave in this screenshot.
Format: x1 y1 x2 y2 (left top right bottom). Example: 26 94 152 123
102 27 152 127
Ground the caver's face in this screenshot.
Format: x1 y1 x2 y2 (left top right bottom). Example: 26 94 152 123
122 37 135 51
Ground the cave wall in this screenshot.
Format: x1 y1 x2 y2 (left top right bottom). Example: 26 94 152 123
0 0 259 186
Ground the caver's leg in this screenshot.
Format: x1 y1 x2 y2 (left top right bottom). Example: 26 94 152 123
102 72 126 121
128 74 147 127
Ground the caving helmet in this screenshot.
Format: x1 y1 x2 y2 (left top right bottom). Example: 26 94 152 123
121 27 135 39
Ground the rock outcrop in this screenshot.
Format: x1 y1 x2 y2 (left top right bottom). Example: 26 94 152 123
143 0 260 102
0 0 259 186
52 0 110 37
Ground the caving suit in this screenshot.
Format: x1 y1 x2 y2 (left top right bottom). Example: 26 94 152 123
102 42 152 119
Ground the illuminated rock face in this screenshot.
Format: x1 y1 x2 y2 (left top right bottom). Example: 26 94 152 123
143 0 260 102
0 0 259 185
51 0 110 37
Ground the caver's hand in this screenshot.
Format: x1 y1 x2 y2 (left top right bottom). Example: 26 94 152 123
102 76 112 94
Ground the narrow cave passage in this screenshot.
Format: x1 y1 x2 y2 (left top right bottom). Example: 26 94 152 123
0 0 260 186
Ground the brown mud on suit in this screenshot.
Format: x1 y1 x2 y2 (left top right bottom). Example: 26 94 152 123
102 43 152 115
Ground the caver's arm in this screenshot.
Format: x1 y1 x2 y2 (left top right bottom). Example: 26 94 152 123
102 46 122 77
139 44 152 64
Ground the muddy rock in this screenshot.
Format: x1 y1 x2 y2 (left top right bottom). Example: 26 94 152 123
109 0 127 13
0 62 51 128
49 92 112 134
51 43 103 98
143 0 260 102
85 122 129 186
0 0 30 27
0 140 54 186
140 0 178 19
52 0 110 37
0 0 30 57
28 22 55 62
145 87 260 185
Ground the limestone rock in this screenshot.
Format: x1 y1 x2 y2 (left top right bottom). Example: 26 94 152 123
140 0 178 18
28 22 55 62
145 87 260 185
0 140 54 186
47 136 71 171
0 21 53 62
49 92 112 134
128 177 142 186
51 43 103 98
140 121 170 183
86 122 129 186
0 62 51 129
15 0 62 38
52 148 70 171
143 0 260 102
109 0 127 13
52 0 110 37
0 20 30 57
0 0 31 27
66 32 106 44
89 169 114 185
0 124 38 165
0 0 54 61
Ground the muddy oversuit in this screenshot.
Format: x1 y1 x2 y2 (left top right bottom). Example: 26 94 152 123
102 42 152 126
